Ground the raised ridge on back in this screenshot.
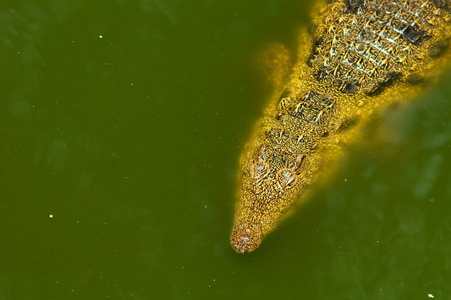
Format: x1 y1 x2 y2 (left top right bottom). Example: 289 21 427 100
309 0 450 94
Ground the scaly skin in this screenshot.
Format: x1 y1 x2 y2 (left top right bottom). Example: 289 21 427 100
231 0 451 253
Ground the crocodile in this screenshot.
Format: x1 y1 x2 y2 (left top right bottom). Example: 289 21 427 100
230 0 451 253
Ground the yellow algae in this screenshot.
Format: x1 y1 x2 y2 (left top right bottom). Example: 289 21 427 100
256 43 292 89
231 0 451 253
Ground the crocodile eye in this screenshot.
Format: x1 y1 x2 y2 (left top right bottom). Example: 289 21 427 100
277 168 296 189
252 161 269 180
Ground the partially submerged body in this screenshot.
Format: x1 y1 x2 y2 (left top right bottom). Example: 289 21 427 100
231 0 451 253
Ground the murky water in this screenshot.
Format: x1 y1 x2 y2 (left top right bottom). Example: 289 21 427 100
1 1 450 299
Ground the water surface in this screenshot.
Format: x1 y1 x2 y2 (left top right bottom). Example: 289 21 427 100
1 1 450 299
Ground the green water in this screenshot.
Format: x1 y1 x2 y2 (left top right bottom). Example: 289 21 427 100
1 1 450 299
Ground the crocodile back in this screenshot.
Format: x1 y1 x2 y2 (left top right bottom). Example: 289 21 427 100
309 0 450 94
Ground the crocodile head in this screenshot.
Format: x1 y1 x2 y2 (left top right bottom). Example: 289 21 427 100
230 143 309 253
